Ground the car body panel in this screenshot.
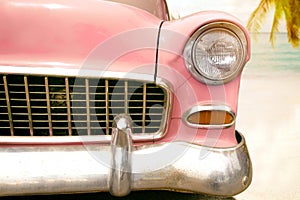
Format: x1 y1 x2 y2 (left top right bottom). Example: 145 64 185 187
0 0 162 78
0 0 252 197
0 0 251 148
155 11 251 147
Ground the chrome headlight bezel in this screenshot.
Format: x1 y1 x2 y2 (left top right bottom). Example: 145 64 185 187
184 22 248 85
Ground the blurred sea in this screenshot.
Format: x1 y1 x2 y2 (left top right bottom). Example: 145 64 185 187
246 33 300 74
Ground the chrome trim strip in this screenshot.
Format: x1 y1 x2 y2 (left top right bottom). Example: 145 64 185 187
184 21 248 85
3 76 14 136
105 80 110 135
0 131 252 197
152 83 172 140
0 66 156 83
85 78 91 136
142 83 147 133
24 76 34 136
65 78 72 136
0 135 110 144
124 81 128 114
182 104 236 129
44 77 53 136
0 134 171 144
0 65 172 92
0 67 173 143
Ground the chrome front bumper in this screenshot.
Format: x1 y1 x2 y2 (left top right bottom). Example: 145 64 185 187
0 115 252 197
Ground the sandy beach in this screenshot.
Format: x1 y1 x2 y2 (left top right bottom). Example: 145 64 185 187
235 68 300 199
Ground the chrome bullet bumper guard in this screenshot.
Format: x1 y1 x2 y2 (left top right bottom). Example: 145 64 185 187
0 114 252 197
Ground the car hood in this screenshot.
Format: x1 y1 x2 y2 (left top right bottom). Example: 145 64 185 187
0 0 162 76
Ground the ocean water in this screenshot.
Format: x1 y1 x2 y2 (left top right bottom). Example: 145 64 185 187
246 33 300 73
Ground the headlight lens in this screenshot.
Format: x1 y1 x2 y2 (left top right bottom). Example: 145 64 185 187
184 22 247 84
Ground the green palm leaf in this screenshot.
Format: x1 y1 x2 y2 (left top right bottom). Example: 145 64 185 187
247 0 299 48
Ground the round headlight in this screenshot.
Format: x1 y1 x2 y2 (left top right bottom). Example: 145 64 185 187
184 22 247 84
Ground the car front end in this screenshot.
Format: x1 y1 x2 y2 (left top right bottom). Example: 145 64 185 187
0 0 252 197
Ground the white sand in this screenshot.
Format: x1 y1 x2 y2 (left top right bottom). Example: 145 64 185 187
235 68 300 199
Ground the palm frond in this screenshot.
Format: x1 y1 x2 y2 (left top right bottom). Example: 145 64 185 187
247 0 274 33
285 0 300 47
269 0 285 46
248 0 300 48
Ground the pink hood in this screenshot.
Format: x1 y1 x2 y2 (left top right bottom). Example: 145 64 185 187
0 0 162 71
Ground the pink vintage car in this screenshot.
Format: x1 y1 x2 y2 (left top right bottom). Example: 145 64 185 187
0 0 252 197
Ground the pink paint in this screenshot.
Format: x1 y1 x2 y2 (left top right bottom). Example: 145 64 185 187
0 1 250 148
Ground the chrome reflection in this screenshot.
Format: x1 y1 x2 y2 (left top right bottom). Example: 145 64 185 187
109 114 133 197
0 66 173 143
0 131 251 197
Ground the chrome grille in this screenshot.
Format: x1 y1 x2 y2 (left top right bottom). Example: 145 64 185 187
0 74 167 136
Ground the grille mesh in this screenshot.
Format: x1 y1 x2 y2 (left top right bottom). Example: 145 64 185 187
0 74 167 136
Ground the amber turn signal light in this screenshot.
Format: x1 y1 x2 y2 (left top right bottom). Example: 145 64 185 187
187 110 234 126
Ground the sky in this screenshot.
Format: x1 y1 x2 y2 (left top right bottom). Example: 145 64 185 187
167 0 286 32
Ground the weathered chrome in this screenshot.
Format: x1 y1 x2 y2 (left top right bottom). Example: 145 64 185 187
105 79 110 135
45 77 53 136
24 76 34 136
142 83 147 133
3 75 14 136
0 65 173 93
0 65 156 83
182 104 236 129
124 81 128 114
0 131 251 197
0 73 170 141
0 65 173 141
85 78 91 135
65 77 72 136
109 114 133 197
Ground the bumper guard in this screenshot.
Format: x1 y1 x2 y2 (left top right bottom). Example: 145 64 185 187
0 114 252 197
